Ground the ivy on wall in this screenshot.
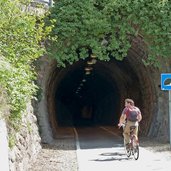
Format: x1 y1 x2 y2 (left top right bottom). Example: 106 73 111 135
46 0 171 67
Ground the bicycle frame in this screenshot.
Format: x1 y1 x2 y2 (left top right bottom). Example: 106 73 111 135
130 126 139 146
127 126 139 160
119 123 139 160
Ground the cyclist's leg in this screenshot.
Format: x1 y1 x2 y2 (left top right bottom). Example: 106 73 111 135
123 123 130 145
133 126 139 144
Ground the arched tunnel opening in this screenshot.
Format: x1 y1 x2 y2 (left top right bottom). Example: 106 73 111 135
55 59 121 127
46 42 158 138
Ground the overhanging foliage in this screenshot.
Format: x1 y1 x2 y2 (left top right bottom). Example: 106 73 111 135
46 0 171 67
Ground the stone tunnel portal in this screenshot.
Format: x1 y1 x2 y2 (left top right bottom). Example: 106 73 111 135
46 47 158 137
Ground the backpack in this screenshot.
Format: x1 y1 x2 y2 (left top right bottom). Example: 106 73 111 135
126 108 139 122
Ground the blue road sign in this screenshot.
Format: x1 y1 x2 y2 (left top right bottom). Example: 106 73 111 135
161 73 171 90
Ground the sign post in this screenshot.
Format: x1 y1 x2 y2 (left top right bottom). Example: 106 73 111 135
169 90 171 147
161 73 171 147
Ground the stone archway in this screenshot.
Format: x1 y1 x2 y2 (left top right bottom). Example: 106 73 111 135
36 38 170 143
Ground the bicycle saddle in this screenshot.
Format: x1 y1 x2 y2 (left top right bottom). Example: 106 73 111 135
130 126 136 130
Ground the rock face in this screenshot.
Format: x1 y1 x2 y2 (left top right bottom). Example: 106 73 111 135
9 102 42 171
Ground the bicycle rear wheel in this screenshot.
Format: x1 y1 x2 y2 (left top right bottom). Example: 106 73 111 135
132 138 139 160
133 145 139 160
125 146 131 157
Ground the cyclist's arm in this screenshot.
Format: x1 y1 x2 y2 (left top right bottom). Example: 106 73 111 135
118 113 126 126
137 110 142 122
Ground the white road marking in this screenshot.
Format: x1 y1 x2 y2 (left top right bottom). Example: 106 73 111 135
73 128 80 150
73 128 81 171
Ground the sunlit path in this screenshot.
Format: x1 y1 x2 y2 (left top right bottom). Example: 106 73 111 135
75 127 171 171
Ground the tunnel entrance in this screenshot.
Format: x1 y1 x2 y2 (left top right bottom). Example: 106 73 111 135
46 44 157 138
54 57 143 128
55 59 121 127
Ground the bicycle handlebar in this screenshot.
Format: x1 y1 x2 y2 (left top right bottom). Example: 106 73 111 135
118 123 125 129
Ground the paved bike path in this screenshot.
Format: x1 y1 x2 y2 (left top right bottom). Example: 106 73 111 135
75 127 171 171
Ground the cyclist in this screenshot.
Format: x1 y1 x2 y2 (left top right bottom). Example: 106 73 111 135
118 98 142 149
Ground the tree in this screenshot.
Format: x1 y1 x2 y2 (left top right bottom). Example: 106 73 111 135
46 0 171 67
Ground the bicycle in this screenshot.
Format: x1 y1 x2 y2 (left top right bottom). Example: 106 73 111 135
119 124 139 160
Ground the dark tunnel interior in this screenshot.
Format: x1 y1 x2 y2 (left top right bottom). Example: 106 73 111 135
55 61 121 127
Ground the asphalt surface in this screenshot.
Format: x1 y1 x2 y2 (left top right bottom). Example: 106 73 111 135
75 126 171 171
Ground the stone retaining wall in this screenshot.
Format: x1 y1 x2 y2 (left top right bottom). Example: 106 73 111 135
9 102 42 171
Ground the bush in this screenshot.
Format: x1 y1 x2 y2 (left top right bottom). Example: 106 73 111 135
0 0 51 134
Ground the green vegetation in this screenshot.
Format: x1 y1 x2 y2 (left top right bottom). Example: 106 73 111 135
47 0 171 67
8 134 16 149
0 84 9 119
0 0 51 140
